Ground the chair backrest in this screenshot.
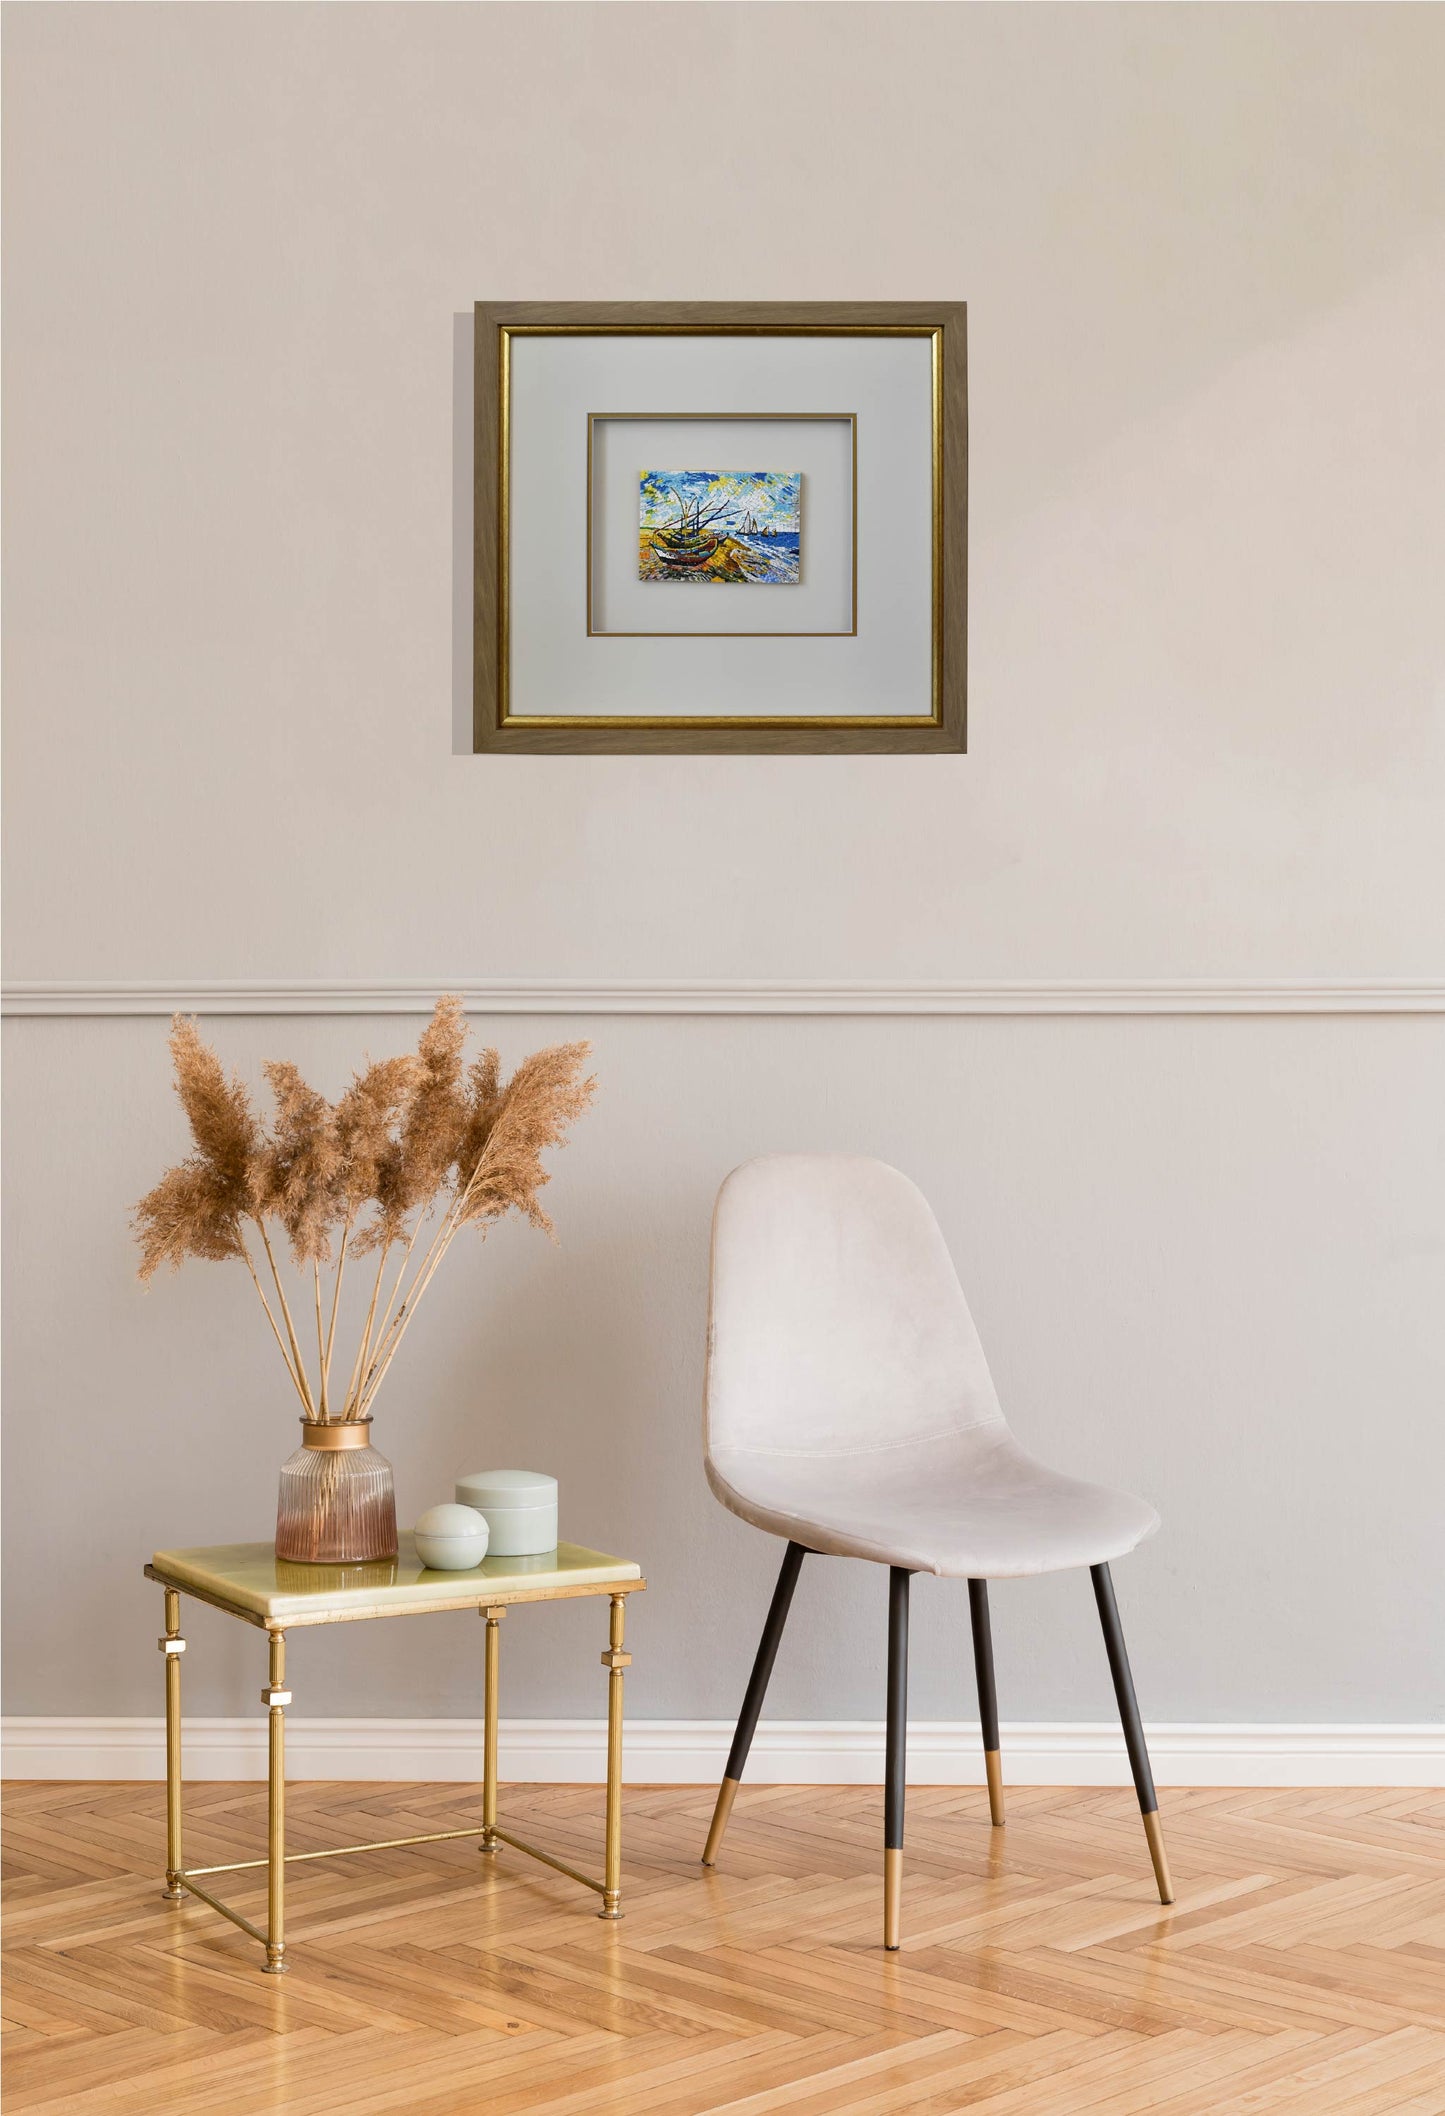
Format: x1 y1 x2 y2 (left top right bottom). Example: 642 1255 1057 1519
705 1154 1007 1459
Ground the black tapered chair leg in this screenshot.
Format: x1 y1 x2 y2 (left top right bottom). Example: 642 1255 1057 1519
702 1541 808 1865
968 1578 1005 1825
884 1567 911 1949
1090 1563 1174 1904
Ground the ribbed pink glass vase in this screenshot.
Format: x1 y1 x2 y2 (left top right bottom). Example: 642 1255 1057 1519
275 1419 398 1563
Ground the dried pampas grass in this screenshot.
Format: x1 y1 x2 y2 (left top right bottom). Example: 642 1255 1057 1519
132 1000 595 1423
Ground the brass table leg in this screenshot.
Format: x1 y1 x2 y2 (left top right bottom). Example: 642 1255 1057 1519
159 1589 186 1900
263 1631 289 1973
480 1607 505 1855
599 1592 630 1920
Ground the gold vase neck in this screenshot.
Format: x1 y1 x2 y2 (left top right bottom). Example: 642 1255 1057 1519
301 1419 374 1451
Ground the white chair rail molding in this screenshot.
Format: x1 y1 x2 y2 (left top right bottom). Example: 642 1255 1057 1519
4 976 1444 1016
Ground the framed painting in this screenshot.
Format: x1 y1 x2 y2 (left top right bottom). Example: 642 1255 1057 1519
473 301 966 754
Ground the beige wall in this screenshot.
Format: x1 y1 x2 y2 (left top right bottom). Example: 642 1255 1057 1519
4 4 1443 1728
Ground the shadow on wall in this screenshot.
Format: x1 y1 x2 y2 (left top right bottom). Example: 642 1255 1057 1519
452 311 474 756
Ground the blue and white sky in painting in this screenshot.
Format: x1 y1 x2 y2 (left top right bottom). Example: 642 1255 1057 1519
639 470 801 532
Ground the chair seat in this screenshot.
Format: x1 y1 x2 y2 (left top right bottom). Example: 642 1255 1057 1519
707 1425 1159 1579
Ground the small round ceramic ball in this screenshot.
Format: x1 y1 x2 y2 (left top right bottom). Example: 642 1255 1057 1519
414 1503 489 1571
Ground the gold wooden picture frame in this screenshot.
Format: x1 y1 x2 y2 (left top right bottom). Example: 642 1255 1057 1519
473 301 967 755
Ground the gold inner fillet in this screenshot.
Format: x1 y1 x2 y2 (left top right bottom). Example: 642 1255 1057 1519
496 321 948 730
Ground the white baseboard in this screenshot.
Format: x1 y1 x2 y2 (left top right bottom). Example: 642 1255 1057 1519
4 979 1443 1018
4 1718 1441 1787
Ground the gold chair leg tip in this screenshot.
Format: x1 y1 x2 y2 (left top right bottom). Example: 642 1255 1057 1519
984 1750 1005 1826
883 1847 902 1951
1143 1810 1174 1905
702 1777 740 1866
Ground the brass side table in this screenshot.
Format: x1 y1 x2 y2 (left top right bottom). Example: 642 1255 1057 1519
145 1536 645 1974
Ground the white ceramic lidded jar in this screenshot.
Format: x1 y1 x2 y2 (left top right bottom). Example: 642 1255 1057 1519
413 1503 490 1571
454 1469 558 1556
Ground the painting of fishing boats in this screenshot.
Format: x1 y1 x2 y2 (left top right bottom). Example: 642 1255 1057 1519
639 470 801 584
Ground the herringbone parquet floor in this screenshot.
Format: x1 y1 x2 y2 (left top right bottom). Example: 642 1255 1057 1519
4 1780 1444 2115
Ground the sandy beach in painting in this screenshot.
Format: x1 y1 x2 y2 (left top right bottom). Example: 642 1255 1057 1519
638 528 800 584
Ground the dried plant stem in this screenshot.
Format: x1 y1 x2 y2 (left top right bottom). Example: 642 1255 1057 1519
312 1262 329 1418
361 1182 469 1392
355 1157 495 1418
356 1220 455 1413
254 1218 316 1417
322 1220 352 1409
240 1240 312 1413
349 1216 431 1416
354 1244 448 1418
343 1244 393 1418
356 1204 471 1419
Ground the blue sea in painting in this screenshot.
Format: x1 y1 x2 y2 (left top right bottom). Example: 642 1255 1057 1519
731 531 800 585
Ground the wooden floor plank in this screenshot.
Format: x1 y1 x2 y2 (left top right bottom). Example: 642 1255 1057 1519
3 1782 1441 2114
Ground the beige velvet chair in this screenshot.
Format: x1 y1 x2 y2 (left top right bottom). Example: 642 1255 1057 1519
700 1153 1173 1949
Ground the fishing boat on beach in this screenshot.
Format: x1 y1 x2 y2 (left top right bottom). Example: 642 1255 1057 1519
652 534 719 571
649 487 735 571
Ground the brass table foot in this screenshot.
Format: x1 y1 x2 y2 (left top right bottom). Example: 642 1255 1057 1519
262 1948 288 1975
161 1880 185 1902
598 1893 623 1921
